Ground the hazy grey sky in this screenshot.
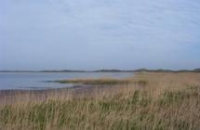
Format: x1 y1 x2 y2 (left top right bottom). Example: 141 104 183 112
1 0 200 70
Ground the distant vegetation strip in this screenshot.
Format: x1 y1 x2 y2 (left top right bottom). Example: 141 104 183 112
0 68 200 72
54 78 131 85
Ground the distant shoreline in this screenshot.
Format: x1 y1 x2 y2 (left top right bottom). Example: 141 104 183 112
0 68 200 73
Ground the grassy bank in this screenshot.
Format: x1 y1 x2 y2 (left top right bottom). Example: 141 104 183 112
0 72 200 130
55 78 131 85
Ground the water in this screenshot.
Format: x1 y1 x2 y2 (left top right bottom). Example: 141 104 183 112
0 72 134 90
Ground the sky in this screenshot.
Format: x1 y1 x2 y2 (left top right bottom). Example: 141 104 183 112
0 0 200 70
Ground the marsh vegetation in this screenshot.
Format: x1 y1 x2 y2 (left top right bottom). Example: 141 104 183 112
0 72 200 130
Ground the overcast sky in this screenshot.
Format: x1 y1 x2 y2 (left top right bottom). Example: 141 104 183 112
0 0 200 70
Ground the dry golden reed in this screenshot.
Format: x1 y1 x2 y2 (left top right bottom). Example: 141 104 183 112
0 72 200 130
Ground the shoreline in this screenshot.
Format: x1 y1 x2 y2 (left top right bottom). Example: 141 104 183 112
0 84 113 104
0 84 87 97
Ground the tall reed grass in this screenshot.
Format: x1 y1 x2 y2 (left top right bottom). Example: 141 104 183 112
0 72 200 130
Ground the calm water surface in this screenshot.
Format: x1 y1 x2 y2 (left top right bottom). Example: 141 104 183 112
0 72 134 90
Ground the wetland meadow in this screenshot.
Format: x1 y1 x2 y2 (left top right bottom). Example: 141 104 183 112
0 72 200 130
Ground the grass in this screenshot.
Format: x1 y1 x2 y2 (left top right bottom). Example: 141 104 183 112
0 72 200 130
55 78 130 85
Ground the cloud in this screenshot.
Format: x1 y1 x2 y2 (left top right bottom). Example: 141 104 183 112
0 0 200 70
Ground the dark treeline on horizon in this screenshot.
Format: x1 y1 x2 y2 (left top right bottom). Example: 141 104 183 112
0 68 200 73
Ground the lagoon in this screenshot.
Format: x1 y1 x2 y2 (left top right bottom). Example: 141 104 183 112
0 72 134 90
